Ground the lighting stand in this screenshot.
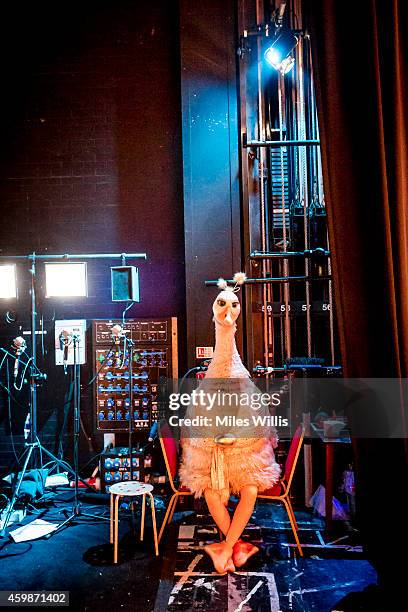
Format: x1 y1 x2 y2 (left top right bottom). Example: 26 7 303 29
49 335 109 536
0 255 78 536
0 251 146 537
127 337 135 482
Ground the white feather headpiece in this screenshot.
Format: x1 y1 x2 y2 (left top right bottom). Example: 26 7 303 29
216 272 246 293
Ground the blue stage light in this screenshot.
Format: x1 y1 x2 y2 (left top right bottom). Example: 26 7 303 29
264 30 298 74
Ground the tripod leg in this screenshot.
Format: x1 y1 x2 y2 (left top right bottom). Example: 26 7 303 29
40 446 90 489
80 416 94 454
0 444 35 536
46 511 76 538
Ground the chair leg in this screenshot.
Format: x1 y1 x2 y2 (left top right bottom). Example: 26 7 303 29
158 493 177 543
282 498 303 557
130 501 137 535
148 492 159 556
168 493 180 524
285 497 299 531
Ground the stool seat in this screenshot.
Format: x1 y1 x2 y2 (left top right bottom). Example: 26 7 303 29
109 481 153 497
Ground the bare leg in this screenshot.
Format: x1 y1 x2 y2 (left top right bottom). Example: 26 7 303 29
204 488 234 573
225 484 258 547
230 485 259 567
205 485 258 572
204 488 231 536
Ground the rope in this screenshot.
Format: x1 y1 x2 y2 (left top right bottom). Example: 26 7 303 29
278 74 292 361
297 36 312 357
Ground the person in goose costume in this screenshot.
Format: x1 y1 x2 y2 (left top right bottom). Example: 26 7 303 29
179 272 280 574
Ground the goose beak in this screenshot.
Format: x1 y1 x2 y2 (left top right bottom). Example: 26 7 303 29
224 312 234 325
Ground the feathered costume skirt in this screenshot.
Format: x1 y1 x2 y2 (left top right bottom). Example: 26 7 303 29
179 437 281 498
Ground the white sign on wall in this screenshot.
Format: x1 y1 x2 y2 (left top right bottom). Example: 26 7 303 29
196 346 214 359
55 319 87 366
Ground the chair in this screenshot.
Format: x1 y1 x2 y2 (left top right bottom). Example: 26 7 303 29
258 425 305 556
158 422 193 543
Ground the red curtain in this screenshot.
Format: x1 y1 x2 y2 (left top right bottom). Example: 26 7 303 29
306 0 408 601
309 0 408 378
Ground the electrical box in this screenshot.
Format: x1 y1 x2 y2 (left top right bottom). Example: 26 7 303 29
92 317 178 431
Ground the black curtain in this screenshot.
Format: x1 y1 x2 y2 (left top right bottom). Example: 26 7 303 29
305 0 408 605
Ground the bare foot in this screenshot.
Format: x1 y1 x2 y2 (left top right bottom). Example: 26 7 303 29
204 541 234 574
232 539 259 568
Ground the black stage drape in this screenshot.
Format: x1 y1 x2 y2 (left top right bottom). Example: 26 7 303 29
305 0 408 603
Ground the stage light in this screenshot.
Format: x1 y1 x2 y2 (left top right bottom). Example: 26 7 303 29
264 30 298 74
45 262 88 297
0 265 17 299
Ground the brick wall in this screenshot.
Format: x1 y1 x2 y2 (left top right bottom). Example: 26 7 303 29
0 1 185 472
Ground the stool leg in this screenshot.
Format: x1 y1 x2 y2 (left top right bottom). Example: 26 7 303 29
110 493 113 544
114 495 120 564
140 493 146 541
148 493 159 556
129 501 135 535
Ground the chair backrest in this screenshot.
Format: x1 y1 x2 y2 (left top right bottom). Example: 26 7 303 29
284 425 305 486
158 421 178 486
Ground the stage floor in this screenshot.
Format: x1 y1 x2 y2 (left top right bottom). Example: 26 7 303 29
0 490 377 611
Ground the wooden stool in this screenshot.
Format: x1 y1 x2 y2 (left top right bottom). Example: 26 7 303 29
109 481 158 563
